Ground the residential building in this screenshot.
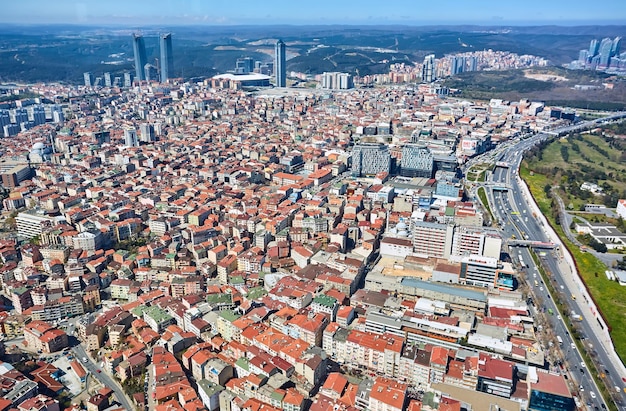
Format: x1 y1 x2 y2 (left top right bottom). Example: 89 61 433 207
412 221 454 258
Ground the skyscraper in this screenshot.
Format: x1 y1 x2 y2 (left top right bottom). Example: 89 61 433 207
422 54 435 83
275 39 286 87
124 72 134 88
450 56 464 75
468 56 478 72
132 34 148 82
140 123 155 143
104 72 113 87
611 37 622 57
124 128 138 147
83 72 93 87
588 39 600 57
598 37 614 67
160 33 174 82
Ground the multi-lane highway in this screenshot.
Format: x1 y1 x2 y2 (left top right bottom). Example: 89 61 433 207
471 114 626 410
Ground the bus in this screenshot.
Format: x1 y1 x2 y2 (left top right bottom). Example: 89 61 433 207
557 335 563 345
519 257 527 269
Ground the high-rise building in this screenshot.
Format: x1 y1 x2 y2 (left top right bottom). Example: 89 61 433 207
235 57 255 74
124 128 138 148
83 72 94 87
320 72 354 89
29 106 46 126
124 72 134 88
351 144 391 177
611 36 622 58
412 221 454 259
451 226 502 259
144 64 158 82
598 37 614 67
12 109 28 125
160 33 174 82
0 110 10 132
275 39 286 87
422 54 435 83
400 145 433 178
468 56 477 72
104 72 113 87
132 34 148 82
140 123 155 143
588 39 600 57
450 56 464 75
51 106 64 124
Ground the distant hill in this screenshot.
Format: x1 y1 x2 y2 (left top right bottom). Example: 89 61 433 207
0 24 624 84
443 67 626 110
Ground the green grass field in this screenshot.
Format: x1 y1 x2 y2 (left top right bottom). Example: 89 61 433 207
525 133 626 211
477 187 494 223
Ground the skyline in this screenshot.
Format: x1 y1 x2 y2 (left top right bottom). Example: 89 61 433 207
2 0 626 26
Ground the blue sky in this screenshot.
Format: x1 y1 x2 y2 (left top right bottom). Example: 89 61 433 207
2 0 625 25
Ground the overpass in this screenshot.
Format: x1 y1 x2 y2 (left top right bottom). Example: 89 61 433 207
508 240 557 249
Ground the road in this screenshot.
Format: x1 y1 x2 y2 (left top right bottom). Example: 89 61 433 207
67 314 136 411
71 343 135 411
473 114 626 410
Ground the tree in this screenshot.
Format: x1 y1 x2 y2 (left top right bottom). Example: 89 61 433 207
588 237 608 253
544 184 551 196
560 145 569 162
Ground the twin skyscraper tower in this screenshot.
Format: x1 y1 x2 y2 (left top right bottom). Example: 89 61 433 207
132 33 174 83
132 34 287 87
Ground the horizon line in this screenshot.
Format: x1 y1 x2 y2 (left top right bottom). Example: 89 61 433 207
1 21 625 28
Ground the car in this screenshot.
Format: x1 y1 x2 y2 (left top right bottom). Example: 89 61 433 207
590 391 596 399
97 369 101 373
581 362 586 368
580 385 585 391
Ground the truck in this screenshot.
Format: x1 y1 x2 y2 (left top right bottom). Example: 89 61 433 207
571 312 583 322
